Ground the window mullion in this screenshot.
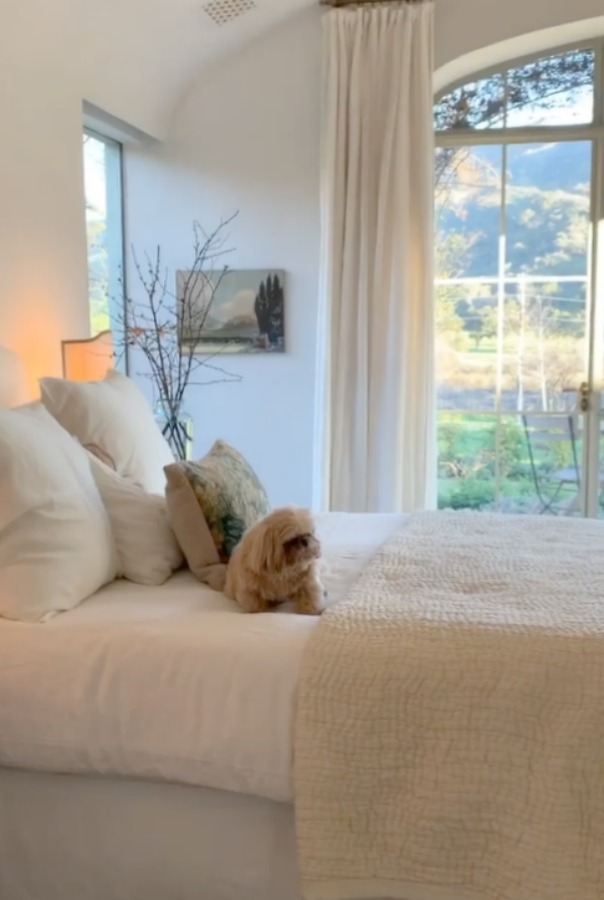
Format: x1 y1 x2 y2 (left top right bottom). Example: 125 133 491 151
437 124 604 149
494 143 507 511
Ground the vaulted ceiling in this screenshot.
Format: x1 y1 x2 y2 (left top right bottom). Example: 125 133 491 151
2 0 313 138
3 0 604 141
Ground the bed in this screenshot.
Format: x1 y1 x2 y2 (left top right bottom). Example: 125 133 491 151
3 508 604 900
3 356 604 900
0 512 405 900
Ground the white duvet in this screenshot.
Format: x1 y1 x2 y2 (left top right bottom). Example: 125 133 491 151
0 512 405 802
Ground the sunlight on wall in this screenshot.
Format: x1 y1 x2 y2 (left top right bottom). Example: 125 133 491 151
0 347 29 408
7 278 66 400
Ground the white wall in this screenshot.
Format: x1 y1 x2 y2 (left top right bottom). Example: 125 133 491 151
124 9 322 506
0 30 89 397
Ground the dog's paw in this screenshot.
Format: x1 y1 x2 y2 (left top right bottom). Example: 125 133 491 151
298 604 324 616
296 595 325 616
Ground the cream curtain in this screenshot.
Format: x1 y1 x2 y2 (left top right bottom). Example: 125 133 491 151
314 1 436 513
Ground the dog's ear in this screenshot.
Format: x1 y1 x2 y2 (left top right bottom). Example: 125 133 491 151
247 519 283 574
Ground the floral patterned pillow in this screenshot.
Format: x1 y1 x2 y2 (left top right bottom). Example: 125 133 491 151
164 441 270 584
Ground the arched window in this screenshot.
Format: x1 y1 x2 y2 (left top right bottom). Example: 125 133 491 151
434 42 604 517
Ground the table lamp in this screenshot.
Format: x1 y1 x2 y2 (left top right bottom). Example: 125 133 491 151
61 331 115 381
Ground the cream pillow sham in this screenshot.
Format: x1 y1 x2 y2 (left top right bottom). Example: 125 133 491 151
0 404 118 622
40 369 174 494
88 454 183 585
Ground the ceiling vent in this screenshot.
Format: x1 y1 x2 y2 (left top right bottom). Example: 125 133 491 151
202 0 256 26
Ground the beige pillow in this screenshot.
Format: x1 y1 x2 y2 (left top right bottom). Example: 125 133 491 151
165 440 270 589
39 369 174 494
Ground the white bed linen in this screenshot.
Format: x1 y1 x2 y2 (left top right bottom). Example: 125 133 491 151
0 767 301 900
0 512 406 803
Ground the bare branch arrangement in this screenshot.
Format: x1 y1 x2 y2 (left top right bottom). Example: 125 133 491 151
116 214 241 460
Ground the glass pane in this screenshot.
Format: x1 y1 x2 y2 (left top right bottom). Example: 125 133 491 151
437 412 497 511
436 281 498 412
505 142 591 278
520 413 584 515
497 413 540 514
500 280 586 413
83 132 124 336
437 411 584 515
506 49 595 128
436 144 502 280
434 74 505 131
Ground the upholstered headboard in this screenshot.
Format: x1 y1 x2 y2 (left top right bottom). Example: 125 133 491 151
0 347 29 408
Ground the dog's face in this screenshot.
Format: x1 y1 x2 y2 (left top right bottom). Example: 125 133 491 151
282 529 321 568
250 506 321 574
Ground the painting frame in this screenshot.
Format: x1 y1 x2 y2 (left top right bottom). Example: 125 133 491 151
177 268 286 354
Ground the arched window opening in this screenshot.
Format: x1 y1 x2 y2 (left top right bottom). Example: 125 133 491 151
434 42 604 517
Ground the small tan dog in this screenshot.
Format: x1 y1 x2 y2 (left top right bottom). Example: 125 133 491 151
224 506 325 615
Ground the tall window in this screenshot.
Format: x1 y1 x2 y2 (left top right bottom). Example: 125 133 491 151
83 130 124 336
434 43 604 517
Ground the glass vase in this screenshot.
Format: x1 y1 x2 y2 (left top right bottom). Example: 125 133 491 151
154 398 194 461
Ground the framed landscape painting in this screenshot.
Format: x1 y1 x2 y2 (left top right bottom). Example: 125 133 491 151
177 268 285 354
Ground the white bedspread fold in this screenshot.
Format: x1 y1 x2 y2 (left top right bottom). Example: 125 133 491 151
295 511 604 900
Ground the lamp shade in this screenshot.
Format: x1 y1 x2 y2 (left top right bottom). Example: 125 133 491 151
62 331 115 381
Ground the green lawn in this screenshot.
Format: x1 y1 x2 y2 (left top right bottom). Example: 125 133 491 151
437 411 578 513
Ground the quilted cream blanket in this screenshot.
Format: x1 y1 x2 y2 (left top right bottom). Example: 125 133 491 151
294 511 604 900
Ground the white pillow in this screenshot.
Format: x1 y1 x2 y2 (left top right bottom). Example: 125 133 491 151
88 454 183 585
0 404 118 623
39 369 174 494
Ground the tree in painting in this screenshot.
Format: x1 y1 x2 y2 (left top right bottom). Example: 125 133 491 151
254 273 284 348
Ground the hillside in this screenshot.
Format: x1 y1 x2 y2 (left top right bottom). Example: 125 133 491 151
437 140 590 281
